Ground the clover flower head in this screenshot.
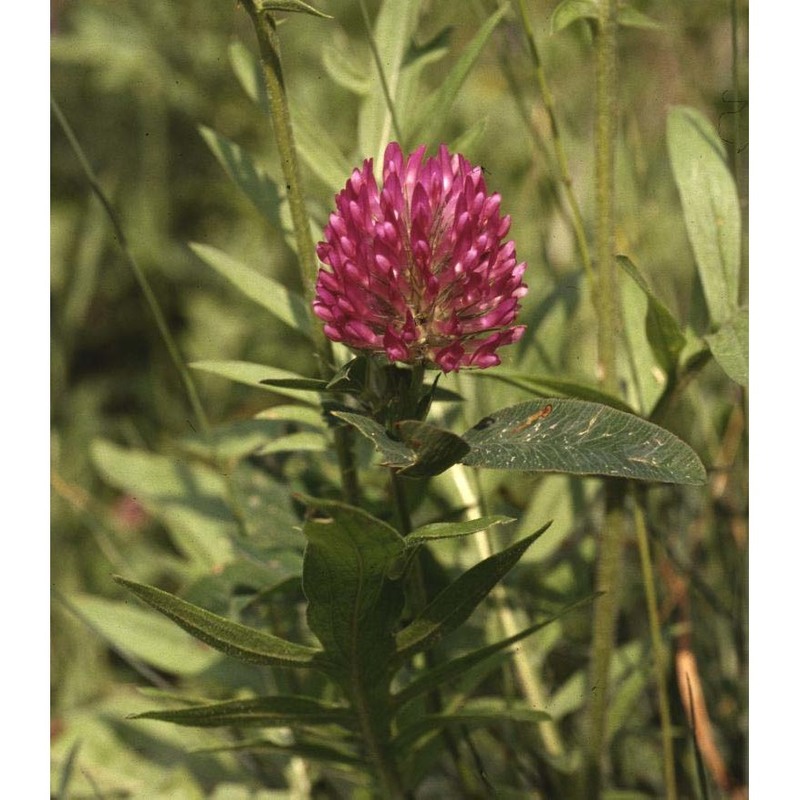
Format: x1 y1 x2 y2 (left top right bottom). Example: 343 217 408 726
313 142 527 373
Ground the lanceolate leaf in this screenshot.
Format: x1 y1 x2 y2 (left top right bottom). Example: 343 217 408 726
392 705 551 752
407 515 513 543
131 695 352 729
667 106 741 326
461 399 706 485
473 369 636 413
114 577 325 669
551 0 664 33
394 524 551 663
706 307 748 387
255 0 333 18
190 361 321 406
190 243 315 339
198 127 284 230
617 255 687 374
301 499 406 678
194 738 363 766
393 593 600 710
408 7 505 145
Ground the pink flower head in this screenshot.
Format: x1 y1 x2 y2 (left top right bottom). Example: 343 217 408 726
313 142 527 373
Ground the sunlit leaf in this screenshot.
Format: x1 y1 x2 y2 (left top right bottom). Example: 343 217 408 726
190 360 321 406
461 399 706 485
667 106 741 326
617 255 687 374
706 307 748 387
198 127 283 230
69 594 220 675
407 515 513 543
331 411 416 468
190 243 315 339
255 0 333 18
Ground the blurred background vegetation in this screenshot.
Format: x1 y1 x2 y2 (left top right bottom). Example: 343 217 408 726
51 0 747 796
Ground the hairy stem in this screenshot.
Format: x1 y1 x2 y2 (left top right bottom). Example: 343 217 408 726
240 1 360 505
584 0 623 795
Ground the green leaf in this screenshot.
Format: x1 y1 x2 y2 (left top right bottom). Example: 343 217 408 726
395 420 471 478
357 0 423 158
189 243 315 339
461 399 706 485
198 127 284 230
114 576 325 669
177 418 319 461
667 106 741 326
90 439 233 569
394 523 551 663
301 499 406 677
393 703 551 752
68 594 221 676
408 7 505 146
255 0 332 18
407 515 513 543
292 105 353 194
193 737 362 766
705 308 748 387
256 430 327 456
132 695 352 729
321 36 372 95
617 255 687 374
331 411 416 468
551 0 664 33
393 593 599 710
472 369 637 413
229 40 270 112
190 361 321 406
259 377 330 392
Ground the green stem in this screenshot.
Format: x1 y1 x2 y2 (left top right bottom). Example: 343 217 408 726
240 1 361 506
51 95 210 436
584 0 622 795
515 0 594 288
632 496 677 800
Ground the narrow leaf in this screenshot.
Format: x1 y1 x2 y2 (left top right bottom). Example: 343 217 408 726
69 594 220 676
193 737 362 766
667 106 741 325
473 369 636 413
407 515 513 543
292 105 353 194
230 40 269 112
394 523 551 662
331 411 416 467
114 576 325 669
191 360 321 406
322 36 372 95
552 0 664 32
461 399 706 485
705 308 748 387
408 8 504 145
393 705 551 752
198 127 284 230
255 0 332 18
617 255 686 373
132 695 352 729
189 243 315 339
394 593 599 710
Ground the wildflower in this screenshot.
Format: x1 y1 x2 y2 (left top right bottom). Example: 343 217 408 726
313 142 527 373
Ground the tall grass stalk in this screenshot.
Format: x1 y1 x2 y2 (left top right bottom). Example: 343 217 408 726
240 1 360 505
633 498 678 800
